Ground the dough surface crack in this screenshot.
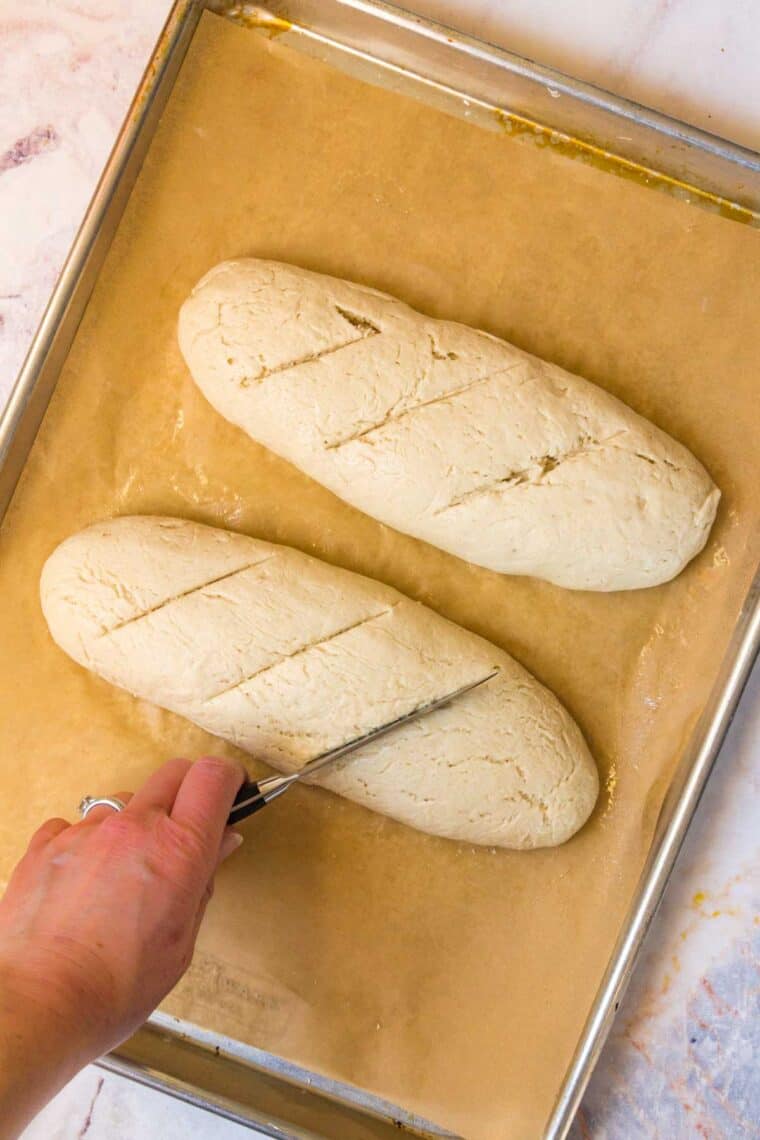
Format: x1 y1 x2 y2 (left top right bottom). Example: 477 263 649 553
204 604 399 701
323 365 522 450
238 304 380 387
435 432 629 514
99 557 274 637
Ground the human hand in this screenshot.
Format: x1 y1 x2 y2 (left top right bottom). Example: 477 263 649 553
0 756 245 1138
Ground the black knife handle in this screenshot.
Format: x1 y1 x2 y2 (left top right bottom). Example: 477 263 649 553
228 779 268 825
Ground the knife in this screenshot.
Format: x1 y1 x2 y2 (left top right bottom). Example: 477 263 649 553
227 669 499 825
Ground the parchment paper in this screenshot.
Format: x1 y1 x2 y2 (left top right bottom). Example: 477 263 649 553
1 13 758 1138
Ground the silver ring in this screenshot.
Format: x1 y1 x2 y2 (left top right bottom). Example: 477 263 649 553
78 795 127 819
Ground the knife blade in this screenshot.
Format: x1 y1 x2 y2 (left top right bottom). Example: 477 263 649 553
227 668 499 825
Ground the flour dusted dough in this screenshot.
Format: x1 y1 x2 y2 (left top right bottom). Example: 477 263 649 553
178 259 719 591
41 517 598 849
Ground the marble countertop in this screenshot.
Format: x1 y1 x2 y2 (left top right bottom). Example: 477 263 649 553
3 3 758 1138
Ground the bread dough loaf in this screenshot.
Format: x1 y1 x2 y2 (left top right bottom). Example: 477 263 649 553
40 517 598 849
178 259 719 591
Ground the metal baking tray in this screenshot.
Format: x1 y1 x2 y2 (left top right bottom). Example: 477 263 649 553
1 2 758 1136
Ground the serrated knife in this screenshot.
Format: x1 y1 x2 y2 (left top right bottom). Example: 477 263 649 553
228 669 498 825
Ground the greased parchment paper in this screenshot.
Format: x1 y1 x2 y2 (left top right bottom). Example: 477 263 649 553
1 13 759 1138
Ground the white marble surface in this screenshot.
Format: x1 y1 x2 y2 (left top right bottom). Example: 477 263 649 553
20 1067 249 1140
406 0 760 152
1 2 758 1138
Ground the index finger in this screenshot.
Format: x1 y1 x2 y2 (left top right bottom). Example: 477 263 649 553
128 757 192 817
170 756 246 854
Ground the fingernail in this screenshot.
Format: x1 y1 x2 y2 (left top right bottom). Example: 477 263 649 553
219 830 244 862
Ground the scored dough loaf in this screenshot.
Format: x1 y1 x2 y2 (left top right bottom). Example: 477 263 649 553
178 259 720 592
40 517 598 849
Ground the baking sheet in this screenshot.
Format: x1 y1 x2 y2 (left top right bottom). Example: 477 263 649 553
1 11 759 1138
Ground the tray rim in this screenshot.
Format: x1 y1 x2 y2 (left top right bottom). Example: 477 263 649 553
264 0 760 164
229 0 760 220
1 1 758 1137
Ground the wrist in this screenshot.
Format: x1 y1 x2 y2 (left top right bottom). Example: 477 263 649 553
0 942 94 1138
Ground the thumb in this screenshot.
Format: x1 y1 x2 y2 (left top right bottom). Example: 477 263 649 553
217 827 244 866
